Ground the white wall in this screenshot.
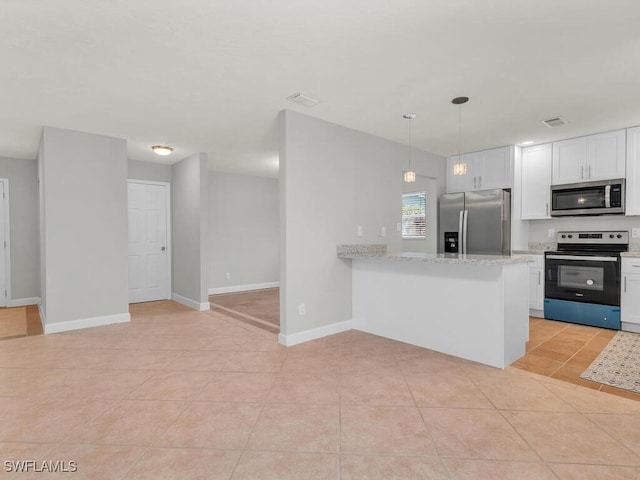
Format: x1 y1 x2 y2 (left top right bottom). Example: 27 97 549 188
128 159 172 183
0 157 39 301
279 110 446 336
38 127 129 329
208 171 279 290
171 153 209 307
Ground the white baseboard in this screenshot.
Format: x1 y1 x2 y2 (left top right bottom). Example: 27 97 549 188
278 319 352 347
43 312 131 334
208 281 279 295
529 308 544 318
8 297 41 307
38 304 46 332
172 293 210 311
621 322 640 333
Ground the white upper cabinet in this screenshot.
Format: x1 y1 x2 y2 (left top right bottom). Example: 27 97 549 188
521 143 552 220
446 146 512 193
552 130 626 185
587 130 626 180
626 126 640 216
476 147 513 190
552 137 586 184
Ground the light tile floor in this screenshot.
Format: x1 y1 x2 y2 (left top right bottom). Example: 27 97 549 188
0 300 639 479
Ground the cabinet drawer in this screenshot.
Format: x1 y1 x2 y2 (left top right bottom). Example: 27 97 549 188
529 255 544 268
622 258 640 274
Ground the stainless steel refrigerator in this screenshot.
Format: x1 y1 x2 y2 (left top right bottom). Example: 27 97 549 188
438 189 511 255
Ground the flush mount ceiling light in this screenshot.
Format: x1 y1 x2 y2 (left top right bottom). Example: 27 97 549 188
151 145 174 156
403 113 417 183
452 96 469 176
286 92 320 107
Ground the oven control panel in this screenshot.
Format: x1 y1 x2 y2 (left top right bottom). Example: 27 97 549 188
557 231 629 245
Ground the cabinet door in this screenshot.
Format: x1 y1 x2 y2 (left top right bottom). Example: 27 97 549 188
552 136 587 185
621 273 640 325
587 129 626 181
626 127 640 216
475 146 513 190
446 153 476 193
521 144 552 220
528 267 544 311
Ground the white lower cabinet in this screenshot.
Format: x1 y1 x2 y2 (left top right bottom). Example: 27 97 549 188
528 255 544 316
621 257 640 332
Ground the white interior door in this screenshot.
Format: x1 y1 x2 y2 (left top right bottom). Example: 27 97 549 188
0 181 6 307
128 181 170 303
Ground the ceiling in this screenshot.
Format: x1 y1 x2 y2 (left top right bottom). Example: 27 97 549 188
2 0 640 178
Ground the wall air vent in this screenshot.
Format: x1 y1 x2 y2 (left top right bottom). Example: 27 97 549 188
541 116 567 128
286 92 319 107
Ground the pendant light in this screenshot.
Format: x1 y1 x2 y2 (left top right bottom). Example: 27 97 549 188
452 97 469 176
403 113 416 183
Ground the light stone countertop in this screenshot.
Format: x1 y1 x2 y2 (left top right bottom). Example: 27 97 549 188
338 251 532 266
512 250 547 255
621 252 640 258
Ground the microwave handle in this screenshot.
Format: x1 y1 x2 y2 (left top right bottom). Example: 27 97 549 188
605 184 611 208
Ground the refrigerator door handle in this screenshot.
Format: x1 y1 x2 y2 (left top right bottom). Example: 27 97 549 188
462 210 468 254
458 210 464 252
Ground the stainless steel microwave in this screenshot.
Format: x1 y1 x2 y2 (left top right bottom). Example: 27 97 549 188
550 179 625 216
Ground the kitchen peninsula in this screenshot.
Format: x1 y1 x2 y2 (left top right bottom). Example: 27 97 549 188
338 245 531 368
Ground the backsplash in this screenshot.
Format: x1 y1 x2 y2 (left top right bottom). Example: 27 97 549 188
528 216 640 247
527 242 556 251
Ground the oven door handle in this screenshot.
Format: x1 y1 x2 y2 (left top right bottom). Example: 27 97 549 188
546 254 618 262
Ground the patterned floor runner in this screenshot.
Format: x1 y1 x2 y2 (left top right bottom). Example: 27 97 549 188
580 331 640 393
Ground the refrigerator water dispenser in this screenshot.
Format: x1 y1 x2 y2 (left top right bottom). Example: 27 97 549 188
444 232 459 253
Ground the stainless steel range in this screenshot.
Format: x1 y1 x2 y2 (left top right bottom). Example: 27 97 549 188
544 231 629 329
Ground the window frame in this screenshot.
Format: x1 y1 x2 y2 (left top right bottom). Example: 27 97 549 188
401 191 427 240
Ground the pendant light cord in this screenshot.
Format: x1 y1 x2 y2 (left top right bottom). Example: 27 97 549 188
408 117 412 171
458 103 462 160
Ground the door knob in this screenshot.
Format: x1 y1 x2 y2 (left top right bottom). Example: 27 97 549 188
161 246 166 251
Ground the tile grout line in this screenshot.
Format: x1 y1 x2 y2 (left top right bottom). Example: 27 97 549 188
226 344 287 479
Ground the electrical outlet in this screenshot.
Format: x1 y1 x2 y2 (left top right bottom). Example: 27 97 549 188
225 272 231 280
548 228 555 238
379 226 386 237
298 303 306 315
357 226 363 237
633 228 640 238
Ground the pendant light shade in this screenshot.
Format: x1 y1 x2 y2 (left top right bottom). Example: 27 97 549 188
403 113 416 183
403 171 416 182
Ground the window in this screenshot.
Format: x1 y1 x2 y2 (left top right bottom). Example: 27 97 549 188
402 192 426 238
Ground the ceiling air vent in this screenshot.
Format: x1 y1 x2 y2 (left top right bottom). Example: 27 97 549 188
541 116 567 128
286 92 319 107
